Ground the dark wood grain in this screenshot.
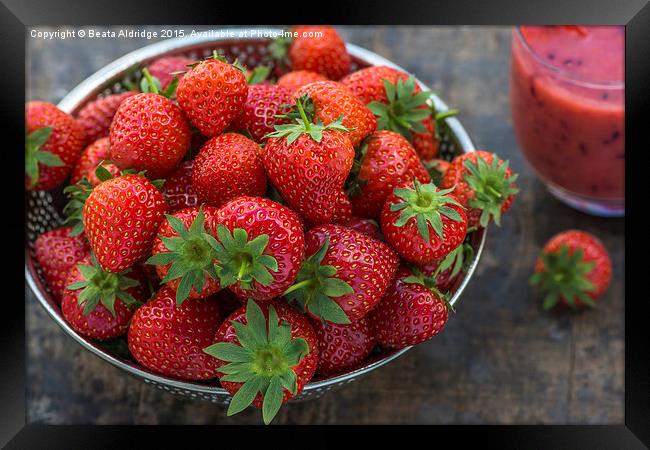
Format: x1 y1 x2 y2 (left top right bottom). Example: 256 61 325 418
25 26 624 425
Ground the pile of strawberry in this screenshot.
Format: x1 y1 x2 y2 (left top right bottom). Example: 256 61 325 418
27 26 519 424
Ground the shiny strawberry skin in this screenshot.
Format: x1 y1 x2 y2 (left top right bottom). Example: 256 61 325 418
289 26 351 80
83 174 167 272
293 81 377 147
26 101 86 191
232 84 293 143
310 316 375 376
192 133 267 207
161 160 198 212
305 224 399 321
330 190 353 223
277 70 327 93
213 300 318 407
370 265 449 349
263 130 354 226
75 92 137 145
109 93 191 178
70 137 121 186
128 286 224 380
215 197 305 300
334 217 381 240
176 58 248 137
147 55 194 90
34 227 91 304
351 130 431 220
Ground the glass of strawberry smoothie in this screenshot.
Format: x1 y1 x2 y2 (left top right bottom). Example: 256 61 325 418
510 26 624 216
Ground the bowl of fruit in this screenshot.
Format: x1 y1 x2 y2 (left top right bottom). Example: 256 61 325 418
25 26 518 424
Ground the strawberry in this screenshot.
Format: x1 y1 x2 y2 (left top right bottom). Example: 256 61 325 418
192 133 267 207
340 65 412 104
208 196 305 301
334 217 381 240
147 206 222 304
146 55 194 90
128 286 223 380
203 299 318 424
34 227 91 304
263 97 354 225
161 160 198 212
284 224 399 323
424 158 451 187
83 173 167 272
293 81 377 147
425 242 475 293
310 316 375 376
231 84 293 143
530 230 612 309
277 70 327 93
75 91 137 145
380 179 468 265
70 137 120 186
348 130 431 220
62 255 147 340
440 151 519 228
25 101 85 191
369 265 449 349
176 53 248 137
330 190 353 223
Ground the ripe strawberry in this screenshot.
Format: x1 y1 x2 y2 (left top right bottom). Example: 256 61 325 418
334 217 381 240
380 179 468 265
34 227 90 304
25 101 85 191
263 97 355 225
424 158 451 187
277 70 327 92
231 84 293 143
369 265 449 349
310 316 375 376
146 55 194 90
62 256 147 340
330 190 353 223
424 242 475 293
70 137 120 186
176 54 248 137
161 160 198 212
209 196 305 301
348 130 431 220
83 173 167 272
530 230 612 309
340 65 412 104
293 81 377 147
204 299 318 424
441 151 519 228
192 133 267 207
128 286 223 380
284 224 399 323
75 91 137 144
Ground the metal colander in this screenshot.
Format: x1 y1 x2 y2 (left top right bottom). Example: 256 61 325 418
25 30 486 404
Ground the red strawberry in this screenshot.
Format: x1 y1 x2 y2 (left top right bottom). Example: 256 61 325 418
34 227 90 304
530 230 612 309
147 55 194 90
424 242 475 293
349 130 431 220
192 133 267 207
293 80 377 147
284 224 399 323
62 256 147 340
329 190 353 223
128 286 223 380
277 70 328 92
75 91 137 145
369 265 449 349
210 196 305 301
204 299 318 424
440 151 519 228
380 179 468 265
310 316 375 376
83 173 167 272
25 101 85 191
231 84 293 143
70 137 120 186
176 54 248 137
424 158 451 186
340 65 411 104
161 160 198 212
263 97 355 225
334 217 381 240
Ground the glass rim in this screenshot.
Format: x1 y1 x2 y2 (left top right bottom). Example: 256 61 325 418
514 26 624 89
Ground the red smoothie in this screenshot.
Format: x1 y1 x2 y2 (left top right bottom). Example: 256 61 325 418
510 26 624 215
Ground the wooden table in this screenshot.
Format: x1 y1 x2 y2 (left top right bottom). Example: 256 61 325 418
26 26 624 424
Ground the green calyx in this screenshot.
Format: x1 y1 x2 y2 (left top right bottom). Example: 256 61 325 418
25 127 63 188
389 179 465 242
203 299 309 425
247 65 271 85
140 67 178 99
66 255 141 317
433 108 460 141
530 245 596 310
267 36 292 66
435 242 474 282
62 177 94 237
462 154 519 228
283 236 353 324
146 207 219 306
402 265 454 313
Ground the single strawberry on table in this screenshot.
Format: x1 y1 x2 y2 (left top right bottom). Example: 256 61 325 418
530 230 612 310
75 91 137 145
277 70 327 93
70 137 120 186
161 160 198 212
231 84 293 143
203 299 318 424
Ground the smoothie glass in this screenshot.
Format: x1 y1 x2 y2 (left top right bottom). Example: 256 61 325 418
510 26 624 216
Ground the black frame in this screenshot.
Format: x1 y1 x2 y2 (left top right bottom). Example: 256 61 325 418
5 0 648 446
